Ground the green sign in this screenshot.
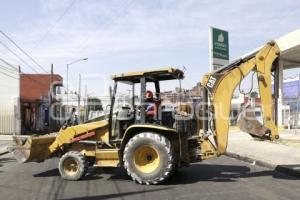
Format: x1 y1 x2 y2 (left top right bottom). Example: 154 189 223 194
212 27 229 60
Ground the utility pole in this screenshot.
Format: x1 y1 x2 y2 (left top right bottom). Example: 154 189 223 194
84 84 88 122
49 64 53 132
66 63 69 111
85 84 87 96
66 58 88 113
16 65 21 135
77 74 81 121
297 74 300 132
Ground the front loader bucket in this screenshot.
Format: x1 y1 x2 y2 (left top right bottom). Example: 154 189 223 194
8 134 57 163
237 104 270 139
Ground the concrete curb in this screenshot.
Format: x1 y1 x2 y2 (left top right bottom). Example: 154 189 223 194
226 152 300 178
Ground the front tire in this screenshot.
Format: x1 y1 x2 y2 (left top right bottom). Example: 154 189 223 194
123 132 175 185
58 151 88 181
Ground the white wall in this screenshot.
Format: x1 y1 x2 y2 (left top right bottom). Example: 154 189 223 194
0 66 20 135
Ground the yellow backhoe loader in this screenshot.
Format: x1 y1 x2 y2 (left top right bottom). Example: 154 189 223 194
10 40 281 185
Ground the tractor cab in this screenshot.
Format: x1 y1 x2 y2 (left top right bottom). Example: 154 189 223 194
109 67 184 139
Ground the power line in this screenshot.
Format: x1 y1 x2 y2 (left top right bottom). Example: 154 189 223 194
0 62 60 97
30 0 77 52
0 65 18 75
0 58 18 71
0 59 53 91
0 40 39 73
0 62 18 72
0 70 19 80
0 30 48 73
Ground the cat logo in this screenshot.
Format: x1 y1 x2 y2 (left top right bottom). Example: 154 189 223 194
207 76 217 89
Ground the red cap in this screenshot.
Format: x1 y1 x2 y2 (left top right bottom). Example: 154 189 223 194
146 90 153 99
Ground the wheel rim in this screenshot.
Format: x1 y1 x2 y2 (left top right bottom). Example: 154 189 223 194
134 145 160 174
63 157 79 176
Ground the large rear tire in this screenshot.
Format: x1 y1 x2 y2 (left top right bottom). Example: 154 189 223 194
123 132 175 185
58 151 88 181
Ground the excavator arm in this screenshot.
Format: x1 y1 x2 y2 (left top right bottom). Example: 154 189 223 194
200 41 280 156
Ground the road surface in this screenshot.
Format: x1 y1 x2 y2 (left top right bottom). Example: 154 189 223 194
0 154 300 200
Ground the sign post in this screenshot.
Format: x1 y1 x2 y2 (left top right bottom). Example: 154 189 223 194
209 27 229 71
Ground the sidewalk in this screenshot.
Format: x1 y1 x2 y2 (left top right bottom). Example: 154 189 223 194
227 130 300 177
0 135 13 155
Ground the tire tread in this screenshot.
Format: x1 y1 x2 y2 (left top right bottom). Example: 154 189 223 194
123 132 175 185
59 151 88 181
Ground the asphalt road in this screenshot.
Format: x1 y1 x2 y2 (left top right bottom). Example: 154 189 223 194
0 154 300 200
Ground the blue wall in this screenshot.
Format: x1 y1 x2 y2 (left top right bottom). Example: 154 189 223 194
283 80 299 99
282 80 300 110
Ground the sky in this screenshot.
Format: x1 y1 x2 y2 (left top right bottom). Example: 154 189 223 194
1 0 300 97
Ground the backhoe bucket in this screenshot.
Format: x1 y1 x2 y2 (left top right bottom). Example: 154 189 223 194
9 134 57 163
237 104 270 139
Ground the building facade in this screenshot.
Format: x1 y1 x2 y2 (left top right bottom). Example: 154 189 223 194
0 65 20 135
20 74 63 134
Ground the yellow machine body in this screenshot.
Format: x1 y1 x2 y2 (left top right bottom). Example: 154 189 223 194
200 41 280 157
9 43 283 183
11 120 117 165
11 120 179 167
